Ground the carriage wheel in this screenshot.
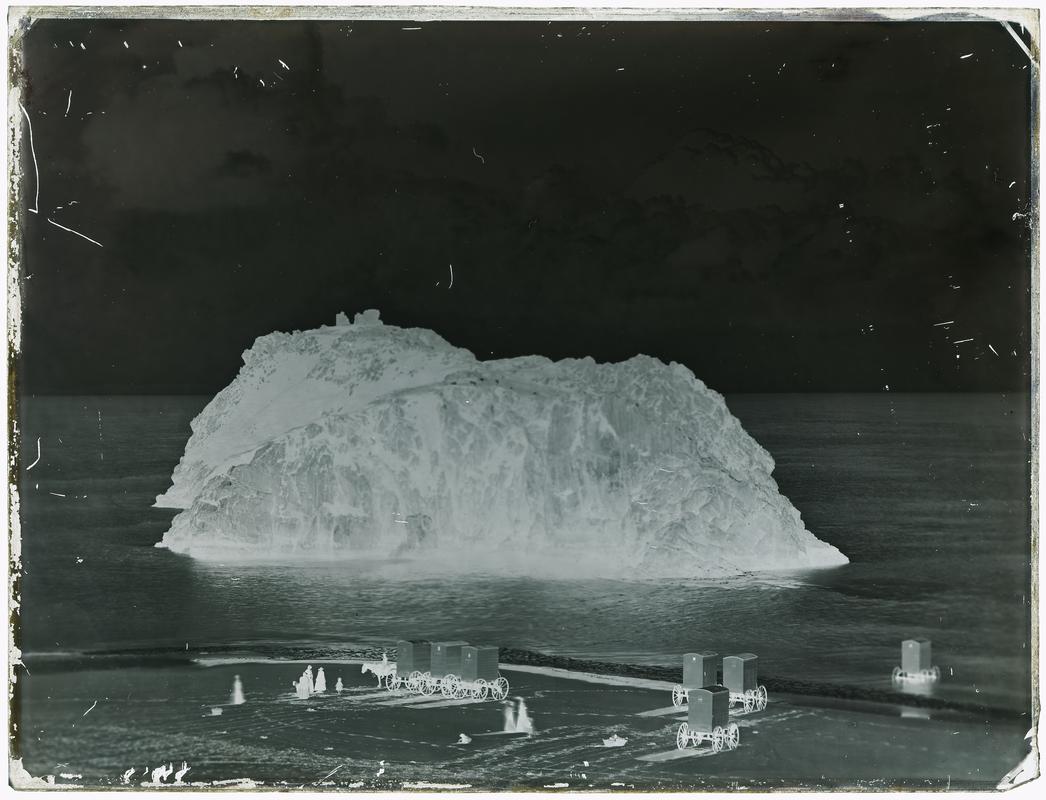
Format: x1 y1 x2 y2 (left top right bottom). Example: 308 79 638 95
727 722 740 750
454 681 471 700
742 693 754 713
472 679 489 700
420 676 436 696
711 727 725 753
756 685 768 711
389 675 403 691
492 677 509 701
676 723 690 751
672 686 686 707
891 666 902 681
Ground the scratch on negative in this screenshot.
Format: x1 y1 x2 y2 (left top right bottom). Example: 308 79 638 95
448 264 454 289
65 90 72 117
26 438 41 471
47 218 104 248
19 103 40 213
82 700 98 717
472 147 486 165
315 765 343 785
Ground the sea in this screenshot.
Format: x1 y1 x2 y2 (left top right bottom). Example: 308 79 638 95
14 393 1033 716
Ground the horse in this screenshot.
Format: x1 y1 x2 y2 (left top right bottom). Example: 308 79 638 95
361 659 396 688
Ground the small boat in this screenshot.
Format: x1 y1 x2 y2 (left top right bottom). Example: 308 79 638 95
602 734 628 748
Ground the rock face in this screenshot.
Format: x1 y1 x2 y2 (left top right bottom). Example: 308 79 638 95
156 311 847 577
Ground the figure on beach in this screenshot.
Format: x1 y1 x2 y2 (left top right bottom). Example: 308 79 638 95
293 667 312 699
502 700 517 732
335 677 344 693
514 697 535 734
230 674 245 705
315 667 327 693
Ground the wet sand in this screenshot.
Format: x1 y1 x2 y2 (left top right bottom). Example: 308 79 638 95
12 659 1030 790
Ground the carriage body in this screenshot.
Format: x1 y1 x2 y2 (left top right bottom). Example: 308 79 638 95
431 641 469 679
723 654 758 693
398 640 431 674
902 639 932 673
688 686 730 734
462 646 500 682
672 651 720 706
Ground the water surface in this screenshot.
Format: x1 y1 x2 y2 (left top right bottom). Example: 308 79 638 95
15 393 1032 714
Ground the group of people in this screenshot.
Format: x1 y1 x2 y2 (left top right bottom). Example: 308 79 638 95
502 696 535 734
292 664 347 699
292 665 328 699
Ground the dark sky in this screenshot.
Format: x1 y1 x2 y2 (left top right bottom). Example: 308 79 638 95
14 18 1033 394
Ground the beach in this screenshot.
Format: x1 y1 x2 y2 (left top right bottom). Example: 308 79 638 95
13 658 1030 790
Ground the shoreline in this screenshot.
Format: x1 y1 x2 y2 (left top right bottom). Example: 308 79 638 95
19 642 1028 722
12 655 1028 791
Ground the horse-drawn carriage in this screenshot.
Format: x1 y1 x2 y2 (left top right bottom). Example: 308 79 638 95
364 640 509 701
